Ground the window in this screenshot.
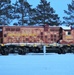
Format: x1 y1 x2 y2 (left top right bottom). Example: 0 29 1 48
41 36 43 40
50 29 54 31
26 38 29 41
4 34 7 37
37 36 40 38
50 29 59 31
54 35 56 38
16 28 20 31
45 36 47 38
44 27 48 31
6 28 10 31
51 38 53 41
51 34 53 37
11 28 15 31
54 38 56 41
68 31 71 35
30 36 32 38
66 31 71 35
40 32 43 35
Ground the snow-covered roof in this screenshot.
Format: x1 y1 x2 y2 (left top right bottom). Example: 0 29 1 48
59 25 71 30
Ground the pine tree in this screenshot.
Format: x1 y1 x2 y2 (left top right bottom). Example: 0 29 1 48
0 0 13 25
63 0 74 26
13 0 32 26
31 0 60 26
28 8 38 25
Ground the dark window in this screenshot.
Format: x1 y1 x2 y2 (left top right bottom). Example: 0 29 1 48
54 35 56 38
68 31 71 35
4 34 7 37
34 40 36 42
16 28 20 31
51 35 53 37
54 38 56 41
66 31 71 35
51 38 53 41
30 36 32 38
50 29 54 31
0 38 3 43
11 28 15 31
41 36 43 40
50 29 59 31
0 31 2 37
45 36 47 38
6 28 10 31
37 36 40 38
44 27 48 31
23 40 25 42
40 32 43 35
26 38 28 41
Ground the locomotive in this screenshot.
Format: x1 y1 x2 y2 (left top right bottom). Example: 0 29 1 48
0 25 74 55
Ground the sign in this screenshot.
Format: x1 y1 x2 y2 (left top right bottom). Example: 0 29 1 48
8 33 36 37
65 35 73 39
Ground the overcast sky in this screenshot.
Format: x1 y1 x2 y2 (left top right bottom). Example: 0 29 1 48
12 0 72 21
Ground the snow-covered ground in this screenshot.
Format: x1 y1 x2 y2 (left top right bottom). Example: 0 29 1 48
0 53 74 75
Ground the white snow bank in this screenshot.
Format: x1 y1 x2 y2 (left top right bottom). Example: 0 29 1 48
0 54 74 75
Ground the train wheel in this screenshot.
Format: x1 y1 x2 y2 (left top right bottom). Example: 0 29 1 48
24 47 29 53
18 50 22 55
1 48 9 55
18 48 23 55
71 47 74 53
18 48 26 55
63 49 67 54
32 48 36 53
61 47 66 54
35 48 40 53
9 47 14 53
71 50 74 53
58 50 61 54
22 50 26 55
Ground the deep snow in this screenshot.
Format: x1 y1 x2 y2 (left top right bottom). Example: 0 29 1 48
0 53 74 75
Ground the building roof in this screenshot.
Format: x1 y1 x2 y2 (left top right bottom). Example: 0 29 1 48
59 25 71 30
